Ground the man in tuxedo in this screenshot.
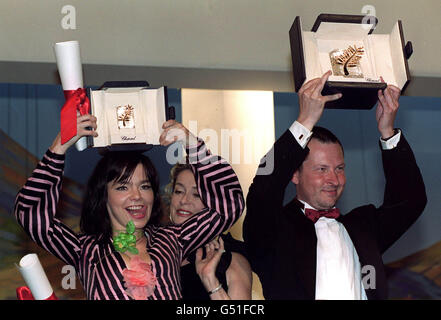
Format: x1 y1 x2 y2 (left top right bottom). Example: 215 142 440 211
243 71 427 300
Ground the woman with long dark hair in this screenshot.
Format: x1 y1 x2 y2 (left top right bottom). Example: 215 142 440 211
14 114 244 300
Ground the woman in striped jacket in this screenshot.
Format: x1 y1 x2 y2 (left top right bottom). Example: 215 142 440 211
14 115 244 300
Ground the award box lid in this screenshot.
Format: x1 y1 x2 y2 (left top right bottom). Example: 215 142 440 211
311 13 377 35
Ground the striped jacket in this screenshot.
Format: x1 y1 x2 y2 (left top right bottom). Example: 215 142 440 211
14 140 244 299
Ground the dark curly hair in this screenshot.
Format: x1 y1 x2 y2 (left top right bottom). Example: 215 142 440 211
80 151 162 242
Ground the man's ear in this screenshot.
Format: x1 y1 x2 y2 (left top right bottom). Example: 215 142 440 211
291 169 300 185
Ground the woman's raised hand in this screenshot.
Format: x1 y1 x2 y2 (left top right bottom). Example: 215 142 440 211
159 120 196 147
50 114 97 155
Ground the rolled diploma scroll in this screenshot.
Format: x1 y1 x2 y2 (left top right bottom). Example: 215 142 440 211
54 40 87 151
18 254 54 300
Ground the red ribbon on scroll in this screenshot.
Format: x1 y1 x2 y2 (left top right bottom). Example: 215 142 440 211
16 286 58 300
60 88 90 145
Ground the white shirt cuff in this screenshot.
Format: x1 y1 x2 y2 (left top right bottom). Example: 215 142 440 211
289 121 313 149
380 129 401 150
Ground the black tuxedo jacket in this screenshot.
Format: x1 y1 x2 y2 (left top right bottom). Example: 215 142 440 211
243 130 426 300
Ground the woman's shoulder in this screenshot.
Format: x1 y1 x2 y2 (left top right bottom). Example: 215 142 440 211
78 234 111 258
145 224 182 243
78 235 126 268
146 223 179 233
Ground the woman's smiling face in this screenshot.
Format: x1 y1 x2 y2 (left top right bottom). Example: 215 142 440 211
106 163 154 233
169 169 205 225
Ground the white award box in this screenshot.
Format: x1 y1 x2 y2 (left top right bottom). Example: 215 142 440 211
90 82 173 151
289 14 413 109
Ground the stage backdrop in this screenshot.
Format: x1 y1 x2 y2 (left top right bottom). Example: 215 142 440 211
0 83 440 299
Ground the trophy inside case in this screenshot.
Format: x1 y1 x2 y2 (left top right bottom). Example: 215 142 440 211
90 84 170 149
290 14 413 109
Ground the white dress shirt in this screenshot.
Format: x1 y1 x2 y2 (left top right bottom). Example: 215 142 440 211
289 121 401 300
299 200 367 300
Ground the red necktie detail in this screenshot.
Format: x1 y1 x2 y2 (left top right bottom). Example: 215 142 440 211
60 88 90 145
304 207 341 223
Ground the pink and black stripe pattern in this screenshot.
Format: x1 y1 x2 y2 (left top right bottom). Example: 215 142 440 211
14 139 244 300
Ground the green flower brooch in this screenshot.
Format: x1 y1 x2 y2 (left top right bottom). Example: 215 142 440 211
113 220 139 255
